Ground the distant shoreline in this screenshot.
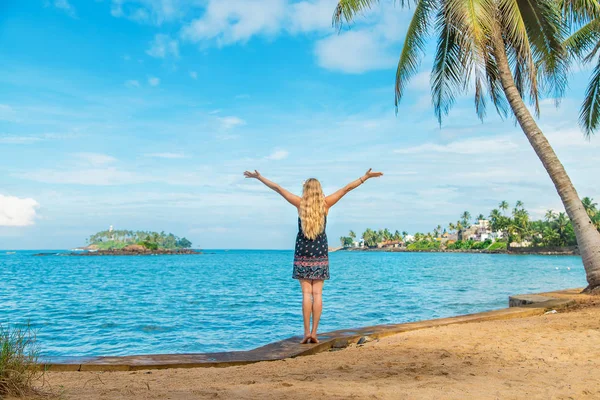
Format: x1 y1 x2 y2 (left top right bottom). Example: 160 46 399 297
332 247 580 256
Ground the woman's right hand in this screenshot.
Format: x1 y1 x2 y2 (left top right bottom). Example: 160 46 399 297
244 170 261 179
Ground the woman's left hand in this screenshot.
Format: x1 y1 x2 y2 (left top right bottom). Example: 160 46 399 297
364 168 383 180
244 170 261 179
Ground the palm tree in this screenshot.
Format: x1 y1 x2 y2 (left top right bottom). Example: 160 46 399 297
349 230 356 240
581 197 598 218
555 212 571 245
448 222 456 234
499 201 509 216
455 221 464 239
561 1 600 135
460 211 471 228
515 200 524 210
333 0 600 292
476 214 485 223
545 209 557 222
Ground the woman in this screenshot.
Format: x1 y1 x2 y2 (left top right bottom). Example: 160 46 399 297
243 169 383 344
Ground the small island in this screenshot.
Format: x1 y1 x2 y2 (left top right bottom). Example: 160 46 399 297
37 226 201 256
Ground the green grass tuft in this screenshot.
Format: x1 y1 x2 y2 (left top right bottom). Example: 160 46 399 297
0 323 47 397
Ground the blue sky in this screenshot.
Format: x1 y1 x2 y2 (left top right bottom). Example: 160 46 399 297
0 0 599 250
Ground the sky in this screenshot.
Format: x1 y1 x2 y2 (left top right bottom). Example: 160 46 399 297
0 0 599 250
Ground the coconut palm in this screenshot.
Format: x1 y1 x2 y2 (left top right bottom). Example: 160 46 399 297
333 0 600 292
455 221 464 238
545 209 557 222
461 211 471 228
499 201 509 216
349 230 357 240
561 1 600 135
554 212 572 245
581 197 598 217
448 222 456 234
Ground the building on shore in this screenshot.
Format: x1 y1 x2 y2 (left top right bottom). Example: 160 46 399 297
377 240 403 249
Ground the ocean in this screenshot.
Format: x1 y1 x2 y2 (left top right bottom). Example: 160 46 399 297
0 250 586 357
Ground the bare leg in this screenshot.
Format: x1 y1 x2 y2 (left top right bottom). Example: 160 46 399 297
299 279 313 344
310 280 324 343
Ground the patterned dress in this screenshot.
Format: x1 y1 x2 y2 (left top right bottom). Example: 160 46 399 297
292 216 329 280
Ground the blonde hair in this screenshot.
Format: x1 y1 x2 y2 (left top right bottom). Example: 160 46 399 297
299 178 326 240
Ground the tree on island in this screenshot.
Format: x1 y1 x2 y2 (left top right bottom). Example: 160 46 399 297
332 0 600 292
88 229 193 250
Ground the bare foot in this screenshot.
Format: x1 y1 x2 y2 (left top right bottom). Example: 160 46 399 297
309 335 319 344
300 335 311 344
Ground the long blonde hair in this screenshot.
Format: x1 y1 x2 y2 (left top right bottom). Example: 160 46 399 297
299 178 326 240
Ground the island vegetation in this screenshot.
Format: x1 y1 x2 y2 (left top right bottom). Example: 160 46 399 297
340 198 599 253
86 229 192 251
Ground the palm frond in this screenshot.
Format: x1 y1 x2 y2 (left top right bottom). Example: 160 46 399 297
560 0 600 24
431 6 466 124
394 0 438 107
515 0 569 100
484 45 510 118
497 0 538 111
584 37 600 62
461 0 496 120
333 0 381 27
580 56 600 137
564 18 600 59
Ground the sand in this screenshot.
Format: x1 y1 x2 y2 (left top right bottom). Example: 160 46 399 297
33 300 600 400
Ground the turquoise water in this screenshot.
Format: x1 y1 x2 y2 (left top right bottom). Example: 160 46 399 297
0 250 586 357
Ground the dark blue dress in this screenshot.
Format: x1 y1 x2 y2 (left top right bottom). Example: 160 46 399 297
292 216 329 280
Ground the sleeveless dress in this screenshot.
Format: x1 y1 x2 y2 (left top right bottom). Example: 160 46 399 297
292 216 329 280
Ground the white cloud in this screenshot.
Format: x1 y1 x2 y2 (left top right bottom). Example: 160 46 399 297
125 80 140 88
146 34 179 58
394 136 520 155
16 168 147 186
0 104 16 121
51 0 76 18
145 152 187 159
110 0 184 25
0 195 40 227
148 76 161 86
180 0 287 46
314 30 397 73
266 149 289 160
113 0 406 74
0 133 80 144
74 152 117 166
288 0 339 33
189 71 198 79
218 116 246 129
0 136 40 145
409 71 431 91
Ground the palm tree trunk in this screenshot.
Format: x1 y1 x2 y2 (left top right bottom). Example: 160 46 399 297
491 29 600 293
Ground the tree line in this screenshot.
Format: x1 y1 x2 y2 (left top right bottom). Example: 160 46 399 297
87 229 192 250
340 197 600 250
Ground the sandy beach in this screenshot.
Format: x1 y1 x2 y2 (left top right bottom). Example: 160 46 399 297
31 295 600 400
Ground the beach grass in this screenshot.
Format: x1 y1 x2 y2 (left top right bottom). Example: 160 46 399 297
0 323 47 398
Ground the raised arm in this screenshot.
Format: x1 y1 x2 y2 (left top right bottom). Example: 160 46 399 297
244 170 301 208
325 168 383 209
